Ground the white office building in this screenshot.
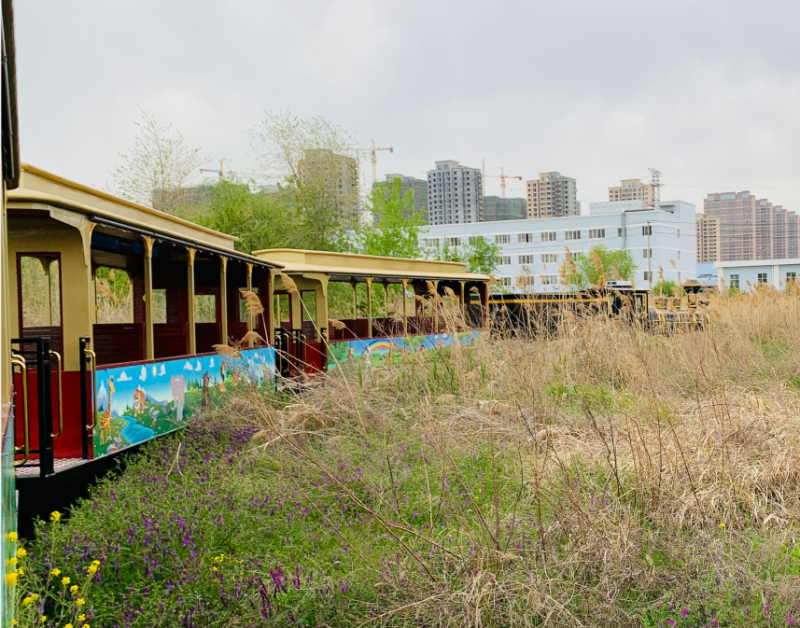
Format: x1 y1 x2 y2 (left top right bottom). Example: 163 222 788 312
421 200 696 293
426 160 483 225
715 259 800 291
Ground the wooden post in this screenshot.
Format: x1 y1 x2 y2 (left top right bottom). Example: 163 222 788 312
365 277 373 339
187 247 197 355
459 280 467 326
219 256 228 346
401 279 409 337
382 280 388 318
432 279 440 333
246 263 253 334
143 236 155 360
351 279 358 319
266 268 274 344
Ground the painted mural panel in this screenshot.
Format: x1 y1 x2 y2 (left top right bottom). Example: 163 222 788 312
93 348 275 457
327 331 481 370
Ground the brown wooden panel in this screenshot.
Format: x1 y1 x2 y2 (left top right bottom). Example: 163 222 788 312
93 323 145 366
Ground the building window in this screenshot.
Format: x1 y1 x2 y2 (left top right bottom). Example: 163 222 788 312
618 228 623 238
643 248 652 258
677 229 680 239
542 253 558 264
447 237 460 247
499 256 511 266
589 229 605 239
729 274 740 288
518 233 534 243
787 272 797 283
642 225 652 236
542 275 558 285
495 234 510 244
677 250 681 260
541 231 557 242
643 271 652 281
518 255 534 265
758 273 768 284
564 230 581 241
501 277 512 287
424 238 438 247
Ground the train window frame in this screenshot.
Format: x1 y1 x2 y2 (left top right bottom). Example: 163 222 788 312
17 252 64 332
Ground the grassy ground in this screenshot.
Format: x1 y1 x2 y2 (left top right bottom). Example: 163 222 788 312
9 287 800 627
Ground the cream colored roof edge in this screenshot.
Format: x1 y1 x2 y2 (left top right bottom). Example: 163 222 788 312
15 163 238 242
252 248 468 269
272 261 489 281
8 189 283 269
252 248 486 279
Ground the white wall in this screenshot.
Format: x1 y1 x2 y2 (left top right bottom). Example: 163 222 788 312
422 201 697 293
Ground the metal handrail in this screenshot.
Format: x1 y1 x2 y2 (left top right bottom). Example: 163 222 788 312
49 350 64 438
84 348 97 429
12 355 30 466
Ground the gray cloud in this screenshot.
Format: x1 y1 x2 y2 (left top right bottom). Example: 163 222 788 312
15 0 800 212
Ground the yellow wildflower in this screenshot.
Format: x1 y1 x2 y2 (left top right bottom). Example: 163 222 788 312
8 557 17 566
64 624 73 628
31 593 39 601
7 532 18 541
16 568 24 576
51 568 61 577
84 624 91 628
6 572 18 586
22 596 33 606
87 564 98 575
16 548 27 558
76 598 85 607
40 617 47 623
718 522 726 528
91 560 100 566
12 620 17 626
211 566 217 571
50 511 61 522
70 584 78 594
61 576 71 586
78 615 85 622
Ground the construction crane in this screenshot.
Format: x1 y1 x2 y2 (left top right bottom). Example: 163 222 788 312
484 166 522 198
200 159 225 183
648 168 662 203
357 140 393 184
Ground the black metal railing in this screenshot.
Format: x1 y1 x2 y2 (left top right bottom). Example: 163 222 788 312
10 337 55 477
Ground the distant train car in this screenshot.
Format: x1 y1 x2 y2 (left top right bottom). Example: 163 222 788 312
488 280 708 336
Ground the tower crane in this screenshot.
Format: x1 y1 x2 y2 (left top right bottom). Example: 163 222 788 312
200 159 225 183
484 166 522 198
357 140 393 184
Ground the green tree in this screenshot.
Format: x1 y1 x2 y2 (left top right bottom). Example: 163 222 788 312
434 235 501 275
359 178 426 258
653 278 685 296
112 109 206 214
248 110 359 252
568 244 638 289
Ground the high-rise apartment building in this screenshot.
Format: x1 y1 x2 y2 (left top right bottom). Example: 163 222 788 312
695 214 721 263
426 160 483 225
526 172 578 218
698 191 799 262
608 179 654 206
297 149 360 216
373 174 428 218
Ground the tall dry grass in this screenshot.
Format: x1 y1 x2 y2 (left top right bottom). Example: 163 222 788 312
221 287 800 626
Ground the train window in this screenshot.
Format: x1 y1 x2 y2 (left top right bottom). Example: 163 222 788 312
195 295 217 323
301 291 317 321
273 292 290 324
95 266 133 324
152 289 167 324
19 254 62 328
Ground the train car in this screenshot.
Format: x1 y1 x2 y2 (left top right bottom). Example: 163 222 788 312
250 249 491 376
489 280 708 336
2 0 21 619
5 164 284 529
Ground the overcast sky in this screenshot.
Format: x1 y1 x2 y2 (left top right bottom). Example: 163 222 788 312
14 0 800 215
